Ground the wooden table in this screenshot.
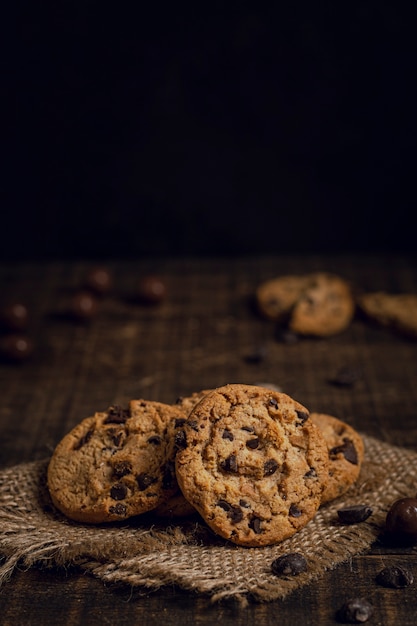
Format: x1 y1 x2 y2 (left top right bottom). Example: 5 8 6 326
1 254 417 625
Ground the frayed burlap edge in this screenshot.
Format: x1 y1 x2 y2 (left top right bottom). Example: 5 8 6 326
1 435 417 605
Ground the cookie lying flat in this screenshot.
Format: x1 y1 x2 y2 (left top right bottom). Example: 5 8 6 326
310 413 365 504
357 292 417 339
256 272 355 336
47 400 186 523
175 384 329 547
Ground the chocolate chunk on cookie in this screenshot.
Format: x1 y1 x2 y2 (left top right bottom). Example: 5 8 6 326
256 272 355 337
310 412 365 504
175 384 329 547
47 400 187 523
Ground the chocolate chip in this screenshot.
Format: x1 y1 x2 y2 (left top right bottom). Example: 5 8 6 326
249 517 262 534
187 419 199 431
239 499 250 508
304 467 317 478
104 406 130 424
244 344 268 364
289 503 302 518
147 435 162 445
112 460 132 477
337 597 374 623
328 366 362 388
174 430 187 449
264 458 278 476
330 438 358 465
73 426 95 450
271 553 308 576
268 397 279 409
222 430 234 441
295 410 309 425
376 565 414 588
109 503 127 516
337 504 373 524
136 473 157 491
217 499 232 512
110 483 128 500
221 454 238 473
107 429 124 447
174 418 187 427
246 438 259 449
216 500 243 523
241 425 255 433
229 506 244 523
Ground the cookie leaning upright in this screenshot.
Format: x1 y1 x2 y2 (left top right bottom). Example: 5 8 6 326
47 400 187 523
256 272 355 336
175 384 329 547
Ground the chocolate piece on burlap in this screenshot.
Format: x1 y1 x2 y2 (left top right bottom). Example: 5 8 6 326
1 435 417 606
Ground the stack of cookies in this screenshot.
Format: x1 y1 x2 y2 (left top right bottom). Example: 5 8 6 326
47 384 364 547
255 272 355 337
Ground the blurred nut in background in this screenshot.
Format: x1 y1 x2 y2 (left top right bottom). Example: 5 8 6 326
85 267 113 296
137 276 167 305
0 302 29 332
71 291 99 321
0 334 34 362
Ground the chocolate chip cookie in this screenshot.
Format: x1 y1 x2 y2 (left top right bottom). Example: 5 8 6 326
153 389 215 519
310 412 364 504
357 292 417 339
175 384 329 546
256 272 355 336
47 400 187 523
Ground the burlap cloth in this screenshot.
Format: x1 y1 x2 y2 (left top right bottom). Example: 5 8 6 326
1 435 417 606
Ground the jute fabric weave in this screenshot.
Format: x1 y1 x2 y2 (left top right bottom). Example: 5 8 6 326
1 435 417 605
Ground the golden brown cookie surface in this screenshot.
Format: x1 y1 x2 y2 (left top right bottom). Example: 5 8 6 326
175 384 329 546
47 400 186 523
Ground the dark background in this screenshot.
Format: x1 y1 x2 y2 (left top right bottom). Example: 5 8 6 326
3 3 416 260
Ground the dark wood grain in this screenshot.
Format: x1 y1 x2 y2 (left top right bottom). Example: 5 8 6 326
1 254 417 625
